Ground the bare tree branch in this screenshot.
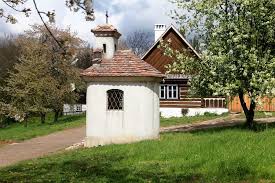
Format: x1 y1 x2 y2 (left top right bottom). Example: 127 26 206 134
32 0 62 49
123 30 154 57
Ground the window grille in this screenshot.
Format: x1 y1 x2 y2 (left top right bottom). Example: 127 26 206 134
107 89 124 110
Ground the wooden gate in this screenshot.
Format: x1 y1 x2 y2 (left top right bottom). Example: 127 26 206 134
229 96 275 113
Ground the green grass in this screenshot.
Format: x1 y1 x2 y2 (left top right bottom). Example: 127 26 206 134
254 112 275 118
160 113 229 127
1 126 275 182
0 114 85 142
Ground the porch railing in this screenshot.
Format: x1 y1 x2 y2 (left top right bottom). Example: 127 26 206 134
202 98 226 108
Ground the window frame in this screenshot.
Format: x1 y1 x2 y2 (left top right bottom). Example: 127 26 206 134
159 84 179 100
103 44 107 53
160 84 166 99
106 89 124 111
76 105 82 112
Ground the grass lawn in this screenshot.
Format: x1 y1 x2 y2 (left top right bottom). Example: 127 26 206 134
1 126 275 182
160 113 229 127
0 114 85 142
250 112 275 119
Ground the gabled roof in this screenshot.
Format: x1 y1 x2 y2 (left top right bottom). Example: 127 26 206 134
81 50 165 78
142 24 201 60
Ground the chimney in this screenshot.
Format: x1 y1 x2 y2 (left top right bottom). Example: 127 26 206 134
154 24 166 42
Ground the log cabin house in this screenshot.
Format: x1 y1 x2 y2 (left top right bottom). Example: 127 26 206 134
142 24 228 117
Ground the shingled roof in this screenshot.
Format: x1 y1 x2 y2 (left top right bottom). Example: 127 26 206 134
81 50 165 78
91 24 121 39
92 24 118 32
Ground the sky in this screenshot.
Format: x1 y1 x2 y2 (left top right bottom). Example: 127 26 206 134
0 0 176 45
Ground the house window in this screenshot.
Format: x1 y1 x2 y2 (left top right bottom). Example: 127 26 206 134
160 85 166 99
115 44 117 52
103 44 107 53
159 84 179 99
107 89 124 110
76 105 82 112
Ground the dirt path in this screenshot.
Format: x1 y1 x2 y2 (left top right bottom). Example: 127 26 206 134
0 126 85 168
160 115 275 133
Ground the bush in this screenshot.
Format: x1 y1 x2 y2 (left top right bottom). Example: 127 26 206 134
181 108 189 116
0 116 16 128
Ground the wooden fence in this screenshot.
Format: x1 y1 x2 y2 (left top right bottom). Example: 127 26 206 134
229 96 275 113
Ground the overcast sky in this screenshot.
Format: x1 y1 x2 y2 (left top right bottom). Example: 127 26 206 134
0 0 176 45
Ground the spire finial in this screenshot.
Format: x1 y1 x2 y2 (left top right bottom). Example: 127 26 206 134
106 11 109 24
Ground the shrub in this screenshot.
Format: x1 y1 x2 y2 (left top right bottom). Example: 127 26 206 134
181 108 189 116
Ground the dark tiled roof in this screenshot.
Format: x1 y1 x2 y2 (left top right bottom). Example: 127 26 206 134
81 50 165 78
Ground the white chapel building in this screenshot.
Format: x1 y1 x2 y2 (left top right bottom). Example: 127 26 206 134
81 24 165 147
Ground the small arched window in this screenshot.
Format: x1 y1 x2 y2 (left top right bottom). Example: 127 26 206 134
107 89 124 110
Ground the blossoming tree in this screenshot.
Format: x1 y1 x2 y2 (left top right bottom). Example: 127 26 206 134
166 0 275 129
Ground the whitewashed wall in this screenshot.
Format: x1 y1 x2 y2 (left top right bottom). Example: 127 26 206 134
160 108 229 118
85 79 160 147
95 36 118 59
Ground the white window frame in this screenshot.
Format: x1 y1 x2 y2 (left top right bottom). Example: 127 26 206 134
160 85 166 99
76 105 82 112
159 84 179 100
167 84 178 99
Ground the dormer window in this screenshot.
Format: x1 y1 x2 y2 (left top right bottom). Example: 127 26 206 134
103 44 107 53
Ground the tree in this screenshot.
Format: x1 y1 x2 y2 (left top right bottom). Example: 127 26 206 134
0 0 95 49
75 45 93 69
118 39 129 51
188 35 203 53
2 24 84 124
122 30 154 57
166 0 275 129
23 24 84 122
3 37 57 125
0 35 19 86
0 0 95 24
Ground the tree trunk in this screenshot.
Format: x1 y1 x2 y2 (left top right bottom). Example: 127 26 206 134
59 111 64 117
24 117 28 127
0 116 3 128
54 110 59 123
239 92 256 130
40 112 46 124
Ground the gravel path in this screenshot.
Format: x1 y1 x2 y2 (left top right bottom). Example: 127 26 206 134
160 115 275 133
0 126 85 168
